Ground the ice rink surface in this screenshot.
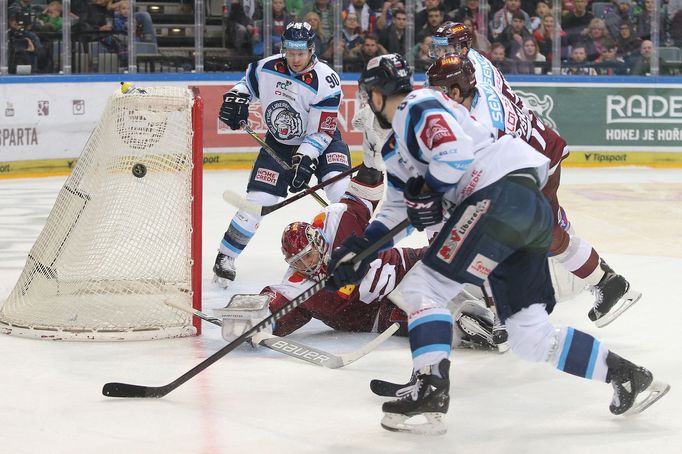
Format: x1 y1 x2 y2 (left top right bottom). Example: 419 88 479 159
0 167 680 454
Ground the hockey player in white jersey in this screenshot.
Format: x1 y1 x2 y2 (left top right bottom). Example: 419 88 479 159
429 22 642 328
214 21 352 287
326 54 669 435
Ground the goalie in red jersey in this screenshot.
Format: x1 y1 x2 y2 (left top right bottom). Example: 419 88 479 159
252 147 496 350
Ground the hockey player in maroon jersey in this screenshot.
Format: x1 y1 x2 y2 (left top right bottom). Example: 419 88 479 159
429 24 642 327
253 164 496 349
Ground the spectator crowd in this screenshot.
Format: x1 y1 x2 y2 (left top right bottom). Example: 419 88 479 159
5 0 682 75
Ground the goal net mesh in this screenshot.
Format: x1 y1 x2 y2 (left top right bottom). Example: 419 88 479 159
0 86 199 340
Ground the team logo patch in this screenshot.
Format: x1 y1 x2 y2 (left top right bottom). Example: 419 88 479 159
254 168 280 186
300 72 314 85
319 112 338 136
274 61 287 74
420 114 456 149
437 200 490 263
325 152 349 166
265 100 304 141
466 253 498 280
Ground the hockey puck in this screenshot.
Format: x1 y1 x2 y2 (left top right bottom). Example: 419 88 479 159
132 163 147 178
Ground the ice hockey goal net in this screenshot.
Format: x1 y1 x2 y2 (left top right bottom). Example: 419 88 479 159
0 86 203 340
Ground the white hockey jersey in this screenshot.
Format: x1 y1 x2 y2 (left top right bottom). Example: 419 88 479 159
467 48 528 111
234 54 343 160
372 88 549 241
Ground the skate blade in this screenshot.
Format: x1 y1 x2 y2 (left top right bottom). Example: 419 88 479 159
624 380 671 416
212 275 233 289
595 290 642 328
380 412 447 435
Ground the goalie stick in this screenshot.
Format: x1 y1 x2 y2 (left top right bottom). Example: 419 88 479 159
163 299 398 369
102 218 411 398
223 165 361 216
240 121 327 208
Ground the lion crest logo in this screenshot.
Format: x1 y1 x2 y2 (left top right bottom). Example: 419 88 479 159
515 90 559 134
265 100 304 140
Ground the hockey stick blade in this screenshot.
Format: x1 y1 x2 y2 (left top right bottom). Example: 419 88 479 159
222 165 361 216
102 219 410 398
166 296 397 369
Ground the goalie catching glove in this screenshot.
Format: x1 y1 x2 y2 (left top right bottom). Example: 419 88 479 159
290 153 318 193
219 90 250 130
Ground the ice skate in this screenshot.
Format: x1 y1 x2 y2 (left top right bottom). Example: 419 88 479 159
213 252 236 288
380 359 450 435
589 260 642 327
606 352 670 416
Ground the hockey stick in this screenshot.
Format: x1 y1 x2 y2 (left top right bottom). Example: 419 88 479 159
163 299 398 369
222 164 361 216
102 219 411 398
239 121 327 208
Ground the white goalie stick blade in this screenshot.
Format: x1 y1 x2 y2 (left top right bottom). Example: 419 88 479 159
624 380 671 416
222 190 263 215
163 300 399 369
380 412 447 436
594 288 643 328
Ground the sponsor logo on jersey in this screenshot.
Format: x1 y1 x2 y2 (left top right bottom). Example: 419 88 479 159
255 168 280 186
319 111 338 136
420 114 456 149
265 100 304 140
466 253 497 279
461 168 484 198
325 152 349 166
437 200 490 263
515 90 559 133
336 284 355 299
276 80 293 91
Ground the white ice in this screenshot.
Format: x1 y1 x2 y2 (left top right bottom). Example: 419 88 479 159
0 167 680 454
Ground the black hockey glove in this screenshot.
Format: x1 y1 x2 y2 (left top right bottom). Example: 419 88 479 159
404 176 444 231
324 234 377 291
290 153 318 193
219 91 250 130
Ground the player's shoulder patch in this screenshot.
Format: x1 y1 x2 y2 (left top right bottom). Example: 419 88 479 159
262 56 289 74
419 113 457 149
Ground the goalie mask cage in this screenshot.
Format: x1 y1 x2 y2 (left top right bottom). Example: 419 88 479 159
0 86 204 341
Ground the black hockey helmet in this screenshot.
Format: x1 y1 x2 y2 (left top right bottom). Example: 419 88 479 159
430 21 474 58
281 21 317 54
358 53 413 99
426 53 477 100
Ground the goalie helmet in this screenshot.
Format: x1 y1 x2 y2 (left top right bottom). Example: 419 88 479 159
426 54 477 99
281 222 329 277
430 21 474 59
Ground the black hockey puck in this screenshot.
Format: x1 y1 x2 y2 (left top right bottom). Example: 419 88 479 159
132 163 147 178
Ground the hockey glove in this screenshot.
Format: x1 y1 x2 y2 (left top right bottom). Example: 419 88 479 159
324 234 377 291
290 153 318 193
404 176 444 231
219 91 250 130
